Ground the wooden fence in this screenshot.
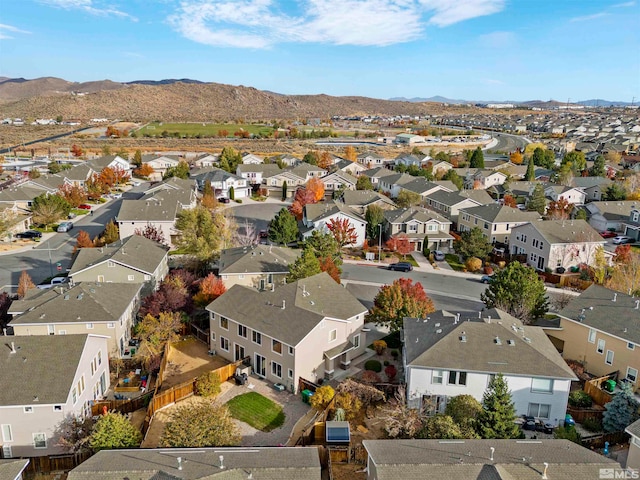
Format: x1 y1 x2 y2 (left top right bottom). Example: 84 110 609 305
566 405 605 423
91 391 153 417
584 376 614 407
21 451 92 476
581 431 629 449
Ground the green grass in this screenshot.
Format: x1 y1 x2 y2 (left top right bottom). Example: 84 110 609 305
226 392 285 432
136 122 274 138
389 252 418 266
445 253 465 271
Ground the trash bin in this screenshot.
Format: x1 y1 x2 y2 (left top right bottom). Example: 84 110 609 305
301 389 312 404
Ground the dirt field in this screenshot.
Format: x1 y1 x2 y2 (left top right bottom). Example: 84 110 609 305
161 337 229 389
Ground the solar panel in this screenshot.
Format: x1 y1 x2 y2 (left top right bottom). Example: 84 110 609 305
326 422 350 443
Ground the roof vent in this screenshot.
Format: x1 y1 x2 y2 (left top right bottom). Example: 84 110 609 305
177 457 182 471
507 339 515 346
435 323 440 328
9 342 16 353
523 337 532 343
77 294 83 300
494 337 502 345
490 446 495 461
436 329 443 334
613 293 617 302
281 300 286 310
40 313 45 319
460 335 467 343
635 300 640 310
219 455 225 470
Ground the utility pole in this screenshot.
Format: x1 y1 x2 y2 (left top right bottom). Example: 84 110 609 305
378 224 383 263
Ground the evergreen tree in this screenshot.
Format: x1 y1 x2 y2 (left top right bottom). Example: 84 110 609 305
356 175 373 190
470 147 485 168
525 156 535 181
475 374 520 439
591 155 606 177
454 227 492 260
282 181 288 201
602 383 640 433
532 147 545 167
527 184 547 214
132 149 142 167
287 246 321 282
443 169 464 190
268 208 298 245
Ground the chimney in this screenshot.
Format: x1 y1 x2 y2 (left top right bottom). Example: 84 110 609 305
177 457 182 471
9 342 16 353
613 293 617 302
219 455 225 469
542 462 549 479
636 300 640 310
490 447 495 461
282 300 286 310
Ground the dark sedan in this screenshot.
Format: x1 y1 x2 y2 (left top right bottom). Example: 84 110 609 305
388 262 413 272
16 230 42 239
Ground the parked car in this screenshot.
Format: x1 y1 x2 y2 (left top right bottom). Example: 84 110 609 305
67 212 77 219
600 231 617 238
57 221 74 233
217 197 230 204
16 230 42 239
433 250 445 261
388 262 413 272
37 276 68 289
480 274 494 284
612 235 634 244
78 204 92 210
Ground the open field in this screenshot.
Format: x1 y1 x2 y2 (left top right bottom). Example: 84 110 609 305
136 122 274 138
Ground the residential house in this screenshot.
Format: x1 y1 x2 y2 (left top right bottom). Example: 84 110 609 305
571 177 612 202
458 189 495 205
395 133 424 144
459 169 508 190
510 219 607 271
403 309 576 422
319 171 357 195
337 190 396 215
263 170 306 196
207 272 368 391
67 447 321 480
544 185 587 205
458 204 541 245
395 153 431 168
0 185 49 211
301 202 367 247
192 153 219 168
236 164 281 185
423 190 482 226
362 439 618 480
0 459 29 480
400 178 455 203
9 282 142 357
430 160 453 176
623 205 640 241
141 154 182 181
68 235 169 294
360 166 396 188
542 285 640 390
241 152 264 164
584 200 636 232
335 159 367 176
287 163 327 182
357 152 389 168
0 334 110 457
383 207 453 251
378 173 415 198
218 245 300 290
86 154 131 173
626 419 640 472
191 167 251 199
276 154 301 167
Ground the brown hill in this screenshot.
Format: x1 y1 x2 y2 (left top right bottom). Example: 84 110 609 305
0 81 433 121
0 77 126 103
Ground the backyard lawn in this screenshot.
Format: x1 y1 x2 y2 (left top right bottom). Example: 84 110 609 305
226 392 285 432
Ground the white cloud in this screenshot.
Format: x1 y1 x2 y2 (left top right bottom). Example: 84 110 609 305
168 0 506 48
612 1 636 7
482 78 505 86
39 0 137 21
570 12 610 22
0 23 31 40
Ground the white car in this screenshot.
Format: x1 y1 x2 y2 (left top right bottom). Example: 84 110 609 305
57 221 74 232
37 276 68 289
612 236 634 245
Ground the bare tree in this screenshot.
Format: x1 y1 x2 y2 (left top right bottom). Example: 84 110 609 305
233 219 257 246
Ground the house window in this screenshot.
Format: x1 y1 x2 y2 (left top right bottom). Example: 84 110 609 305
528 403 550 419
272 339 282 355
72 388 77 404
288 346 294 355
24 406 33 413
238 325 247 338
220 316 229 330
238 275 244 279
423 395 446 415
588 329 596 343
288 369 294 379
628 343 635 350
220 337 229 351
448 371 467 386
108 261 115 268
531 378 554 393
597 339 605 354
53 405 62 411
252 331 262 345
605 350 614 365
1 424 12 442
432 370 444 385
626 367 638 383
271 361 282 378
97 351 102 365
353 334 360 349
33 433 47 449
144 274 151 281
86 323 93 329
128 275 135 281
329 329 337 342
408 224 417 232
107 322 115 328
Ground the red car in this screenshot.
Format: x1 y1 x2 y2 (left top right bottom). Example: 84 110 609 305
600 231 617 238
78 204 92 210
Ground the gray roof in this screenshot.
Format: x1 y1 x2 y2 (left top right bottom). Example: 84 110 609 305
403 310 576 379
142 154 180 163
459 204 541 223
379 172 415 186
384 207 451 225
0 334 90 405
321 170 358 185
117 189 186 222
9 282 142 326
0 459 30 480
0 185 48 203
514 219 604 244
363 439 616 480
219 245 300 275
63 163 94 181
67 447 321 480
626 418 640 438
86 155 128 171
339 190 396 208
237 164 281 174
287 163 326 177
402 178 450 195
558 285 640 344
571 176 612 189
587 200 637 221
191 167 243 185
459 189 495 205
69 235 168 276
206 272 367 346
426 190 481 208
361 167 396 179
304 202 364 223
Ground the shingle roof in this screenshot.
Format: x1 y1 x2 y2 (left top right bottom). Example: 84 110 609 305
117 186 192 222
379 173 415 186
67 447 321 480
219 245 300 275
69 235 168 276
363 439 616 480
571 177 612 189
587 200 636 221
304 202 364 223
515 219 604 244
0 185 48 203
237 164 281 174
191 167 242 185
403 310 576 379
426 190 481 207
9 282 142 326
206 272 367 346
86 155 128 171
626 418 640 438
0 459 30 480
384 207 451 225
361 167 396 179
0 334 90 405
459 189 494 205
460 204 541 223
558 284 640 344
339 190 396 208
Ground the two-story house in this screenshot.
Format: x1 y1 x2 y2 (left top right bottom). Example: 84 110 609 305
236 164 282 185
542 285 640 392
192 153 219 168
286 163 328 182
403 309 576 423
337 190 396 215
383 207 453 251
423 190 482 226
68 235 169 294
585 201 636 233
86 154 131 174
0 334 109 457
458 204 541 245
510 220 607 271
357 152 389 168
544 185 587 206
335 159 367 177
207 272 368 391
400 178 455 203
301 202 367 247
241 153 264 165
218 245 300 290
571 177 613 202
318 171 357 195
141 154 182 181
191 167 251 199
623 205 640 242
360 167 396 188
9 282 142 357
378 173 415 198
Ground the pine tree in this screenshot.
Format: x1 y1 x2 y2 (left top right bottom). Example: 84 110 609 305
602 383 640 433
132 149 142 167
268 208 298 245
475 373 520 439
287 247 321 282
528 184 547 214
282 181 288 201
525 156 535 181
470 147 485 168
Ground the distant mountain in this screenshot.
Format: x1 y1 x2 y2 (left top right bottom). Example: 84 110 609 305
391 95 634 108
390 95 469 104
0 77 125 102
126 79 205 86
577 99 635 107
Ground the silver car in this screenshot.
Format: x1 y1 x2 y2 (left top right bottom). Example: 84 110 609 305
57 221 74 232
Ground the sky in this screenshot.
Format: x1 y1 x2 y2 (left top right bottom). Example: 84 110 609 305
0 0 639 102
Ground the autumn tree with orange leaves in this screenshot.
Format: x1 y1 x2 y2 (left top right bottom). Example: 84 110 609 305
366 278 435 332
289 188 317 221
318 151 333 170
74 230 95 253
509 151 523 165
306 177 325 202
135 164 155 179
546 197 573 220
327 217 358 247
319 256 341 283
17 270 36 299
71 144 84 157
344 146 357 162
193 273 227 307
58 183 88 208
503 195 517 208
386 234 412 259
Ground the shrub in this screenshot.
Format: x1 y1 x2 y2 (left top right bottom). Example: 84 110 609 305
465 257 482 272
582 417 603 432
568 390 593 408
385 364 397 382
385 332 402 349
195 371 221 398
391 349 399 359
554 425 581 445
361 371 381 384
310 385 335 411
372 339 387 355
383 360 390 367
364 360 382 372
235 199 242 203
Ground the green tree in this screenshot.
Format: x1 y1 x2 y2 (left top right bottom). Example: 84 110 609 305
367 278 435 332
195 371 222 398
303 150 319 165
89 412 142 451
604 183 627 200
602 383 640 433
287 246 321 282
435 151 451 163
356 175 373 190
445 394 482 437
532 147 545 167
31 193 71 228
396 190 421 208
528 184 547 214
454 227 492 260
219 146 243 173
421 415 475 439
562 151 587 173
282 181 288 201
591 155 606 177
269 208 298 245
443 169 464 190
304 230 342 266
161 400 240 447
97 220 120 245
174 206 231 265
525 156 535 181
575 208 587 220
132 149 142 167
163 160 190 180
481 261 549 323
470 147 485 168
365 204 385 241
475 374 520 439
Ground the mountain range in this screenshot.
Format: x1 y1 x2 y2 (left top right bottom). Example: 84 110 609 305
389 95 634 107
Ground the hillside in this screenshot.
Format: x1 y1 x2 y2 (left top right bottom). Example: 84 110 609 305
0 81 435 121
0 77 125 102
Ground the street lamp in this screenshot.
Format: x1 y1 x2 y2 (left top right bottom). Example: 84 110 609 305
48 238 53 278
378 223 383 263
